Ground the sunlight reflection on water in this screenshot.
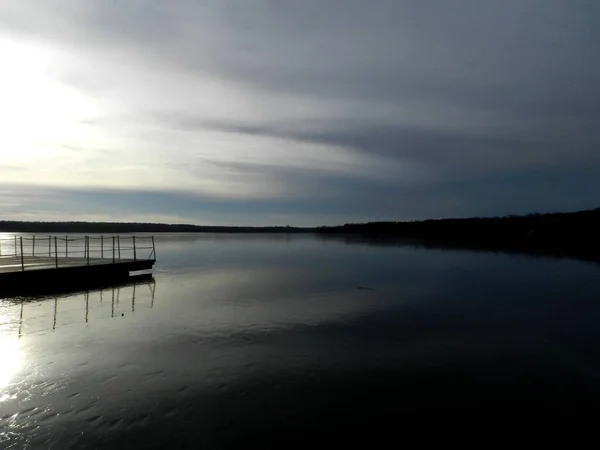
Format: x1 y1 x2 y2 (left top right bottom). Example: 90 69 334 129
0 315 22 401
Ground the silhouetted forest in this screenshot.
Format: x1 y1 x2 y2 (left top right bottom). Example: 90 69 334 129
2 208 599 260
317 208 600 260
0 221 314 234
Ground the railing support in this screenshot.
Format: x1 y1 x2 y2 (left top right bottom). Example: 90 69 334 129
48 235 51 257
86 236 90 266
54 237 58 268
65 236 68 258
101 235 104 259
32 235 35 257
152 236 156 260
118 236 121 259
133 236 137 261
20 237 25 272
14 236 17 257
112 236 115 264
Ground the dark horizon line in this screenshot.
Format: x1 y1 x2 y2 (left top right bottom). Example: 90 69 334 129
0 206 599 233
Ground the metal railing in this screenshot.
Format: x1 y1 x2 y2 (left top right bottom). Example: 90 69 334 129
0 235 156 271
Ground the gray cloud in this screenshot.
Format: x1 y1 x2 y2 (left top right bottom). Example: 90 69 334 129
0 0 599 223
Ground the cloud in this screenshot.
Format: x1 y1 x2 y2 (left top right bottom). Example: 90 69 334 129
0 0 598 224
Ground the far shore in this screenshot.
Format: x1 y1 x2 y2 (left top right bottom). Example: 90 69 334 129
2 207 599 264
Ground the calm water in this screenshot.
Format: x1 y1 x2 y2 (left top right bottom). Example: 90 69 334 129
2 233 600 447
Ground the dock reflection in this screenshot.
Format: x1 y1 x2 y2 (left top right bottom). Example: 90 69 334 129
9 276 156 337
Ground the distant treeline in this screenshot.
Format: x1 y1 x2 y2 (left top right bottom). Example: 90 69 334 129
0 221 315 234
2 208 600 259
317 208 600 258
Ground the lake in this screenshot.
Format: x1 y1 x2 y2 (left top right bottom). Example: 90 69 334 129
2 232 600 447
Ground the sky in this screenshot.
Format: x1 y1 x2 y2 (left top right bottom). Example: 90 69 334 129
0 0 598 226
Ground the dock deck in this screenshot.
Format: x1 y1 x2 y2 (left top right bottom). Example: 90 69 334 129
0 256 140 273
0 235 156 297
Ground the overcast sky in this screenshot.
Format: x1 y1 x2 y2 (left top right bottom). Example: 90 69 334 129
0 0 598 225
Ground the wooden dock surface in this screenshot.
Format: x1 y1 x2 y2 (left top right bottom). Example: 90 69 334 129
0 256 138 274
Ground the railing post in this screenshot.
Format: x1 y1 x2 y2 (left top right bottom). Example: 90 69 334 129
32 235 35 257
152 236 156 260
65 236 68 258
112 236 115 264
86 236 90 266
20 237 25 272
14 236 17 257
133 236 137 261
48 235 51 257
101 235 104 259
118 236 121 259
54 237 58 268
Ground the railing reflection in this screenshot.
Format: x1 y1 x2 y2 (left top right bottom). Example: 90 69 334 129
13 276 156 337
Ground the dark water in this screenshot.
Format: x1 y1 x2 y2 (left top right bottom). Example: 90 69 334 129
2 233 600 447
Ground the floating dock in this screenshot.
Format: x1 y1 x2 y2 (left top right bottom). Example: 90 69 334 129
0 235 156 297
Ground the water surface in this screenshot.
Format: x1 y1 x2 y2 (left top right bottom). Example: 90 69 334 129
2 233 600 447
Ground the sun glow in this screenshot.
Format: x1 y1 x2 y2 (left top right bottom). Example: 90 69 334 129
0 37 99 165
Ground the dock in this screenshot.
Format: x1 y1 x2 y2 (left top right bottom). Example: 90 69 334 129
0 235 156 297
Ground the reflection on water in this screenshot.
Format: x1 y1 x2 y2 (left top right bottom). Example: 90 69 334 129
1 233 600 447
0 277 155 409
4 277 157 337
0 331 21 401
